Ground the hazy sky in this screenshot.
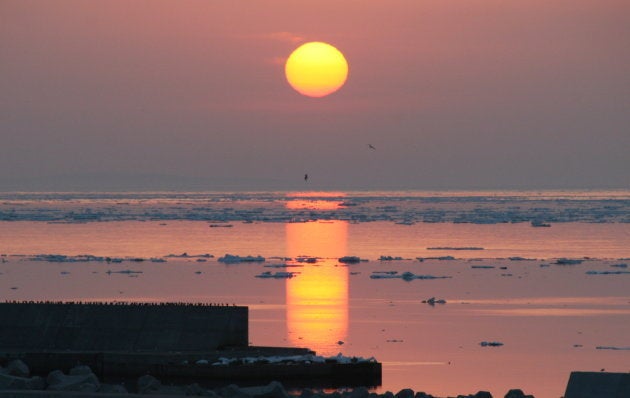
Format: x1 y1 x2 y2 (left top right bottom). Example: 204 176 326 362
1 0 629 191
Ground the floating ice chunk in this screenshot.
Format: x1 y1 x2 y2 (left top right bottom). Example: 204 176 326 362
338 256 362 264
264 263 303 268
480 341 504 347
610 263 628 268
595 346 630 350
32 254 72 262
370 271 451 281
471 265 495 269
295 257 318 264
165 253 213 258
370 273 398 279
106 270 142 275
218 254 265 263
379 256 406 261
427 247 484 251
30 254 110 263
255 271 297 279
422 297 446 305
401 272 416 281
209 353 376 366
195 359 209 365
585 270 630 275
555 258 583 265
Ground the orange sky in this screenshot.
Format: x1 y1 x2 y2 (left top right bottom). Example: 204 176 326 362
1 0 628 190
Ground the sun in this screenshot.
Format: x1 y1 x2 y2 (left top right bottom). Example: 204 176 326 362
285 42 349 98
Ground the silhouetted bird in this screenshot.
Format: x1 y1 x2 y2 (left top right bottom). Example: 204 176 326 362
304 174 308 182
368 144 376 150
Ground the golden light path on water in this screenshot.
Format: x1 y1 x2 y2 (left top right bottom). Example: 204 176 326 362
285 221 348 354
285 194 349 355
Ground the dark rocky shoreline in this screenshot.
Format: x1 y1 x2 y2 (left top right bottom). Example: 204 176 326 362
0 359 534 398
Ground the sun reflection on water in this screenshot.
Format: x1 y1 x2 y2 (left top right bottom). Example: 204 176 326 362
285 218 348 355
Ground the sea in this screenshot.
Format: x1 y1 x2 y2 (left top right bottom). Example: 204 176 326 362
0 190 628 398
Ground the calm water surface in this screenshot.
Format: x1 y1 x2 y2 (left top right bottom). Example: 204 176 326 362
0 191 629 398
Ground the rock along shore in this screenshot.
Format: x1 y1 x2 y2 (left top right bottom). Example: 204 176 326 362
0 360 536 398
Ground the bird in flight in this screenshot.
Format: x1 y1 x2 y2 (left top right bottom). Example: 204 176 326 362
368 144 376 150
304 174 308 182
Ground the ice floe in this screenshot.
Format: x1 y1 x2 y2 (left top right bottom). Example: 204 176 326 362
585 270 630 275
480 341 504 347
1 191 627 224
106 270 142 275
379 256 405 261
208 353 377 366
255 271 297 279
26 254 167 264
295 257 319 264
338 256 363 264
165 253 214 258
264 263 303 268
427 247 484 251
218 254 265 264
422 256 456 261
370 271 451 281
422 297 446 305
555 258 583 265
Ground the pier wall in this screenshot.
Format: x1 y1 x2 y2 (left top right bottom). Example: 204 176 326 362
0 302 248 352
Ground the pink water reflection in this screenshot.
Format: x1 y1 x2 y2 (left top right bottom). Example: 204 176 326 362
285 221 349 355
0 216 629 398
1 220 628 259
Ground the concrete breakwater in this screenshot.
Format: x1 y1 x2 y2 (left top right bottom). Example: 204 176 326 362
0 302 248 352
0 302 381 388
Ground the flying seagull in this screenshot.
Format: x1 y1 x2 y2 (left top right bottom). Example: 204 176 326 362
368 144 376 150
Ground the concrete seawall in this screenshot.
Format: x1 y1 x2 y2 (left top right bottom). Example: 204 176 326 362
0 302 248 352
0 302 381 388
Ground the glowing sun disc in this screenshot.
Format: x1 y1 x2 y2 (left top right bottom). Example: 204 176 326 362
285 42 349 98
